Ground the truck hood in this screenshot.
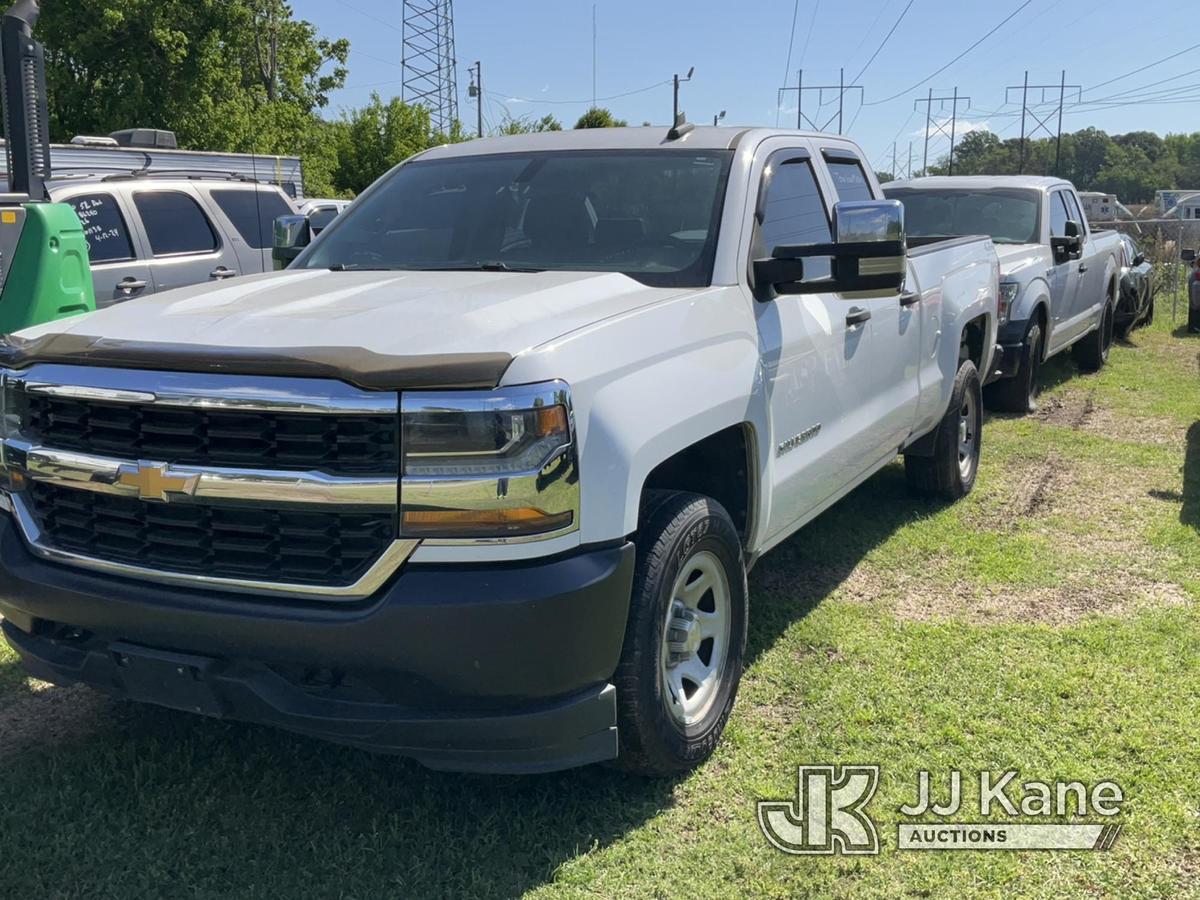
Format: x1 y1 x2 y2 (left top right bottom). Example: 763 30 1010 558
993 243 1046 280
20 268 687 359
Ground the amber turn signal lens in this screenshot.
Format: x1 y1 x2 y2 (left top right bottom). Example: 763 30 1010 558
401 507 573 538
536 405 569 436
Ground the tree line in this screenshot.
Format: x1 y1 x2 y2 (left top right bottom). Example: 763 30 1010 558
38 1 630 198
879 128 1200 203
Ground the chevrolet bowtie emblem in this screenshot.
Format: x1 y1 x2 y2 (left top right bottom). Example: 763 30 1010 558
116 461 200 502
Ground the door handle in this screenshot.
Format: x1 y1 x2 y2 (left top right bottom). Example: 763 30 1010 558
899 291 921 307
118 278 147 292
1078 264 1089 273
845 307 872 326
210 267 238 280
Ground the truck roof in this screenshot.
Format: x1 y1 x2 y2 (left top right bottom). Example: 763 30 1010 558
418 125 860 159
887 175 1072 193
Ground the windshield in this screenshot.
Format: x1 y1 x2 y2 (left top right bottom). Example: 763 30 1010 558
886 188 1041 245
299 150 733 287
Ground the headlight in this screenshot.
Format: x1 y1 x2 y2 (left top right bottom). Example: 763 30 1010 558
0 371 24 500
998 282 1020 325
399 380 579 540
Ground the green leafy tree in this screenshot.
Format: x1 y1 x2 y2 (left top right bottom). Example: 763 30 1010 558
335 93 436 195
38 0 348 194
573 107 628 129
496 113 563 135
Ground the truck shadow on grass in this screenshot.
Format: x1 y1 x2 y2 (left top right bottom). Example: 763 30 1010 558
1183 422 1200 532
0 464 945 898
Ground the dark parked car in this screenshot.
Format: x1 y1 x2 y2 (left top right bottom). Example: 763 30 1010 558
1116 233 1154 335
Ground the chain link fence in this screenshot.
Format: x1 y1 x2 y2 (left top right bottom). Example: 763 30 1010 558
1092 218 1200 323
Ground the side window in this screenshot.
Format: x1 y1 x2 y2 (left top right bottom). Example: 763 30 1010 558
758 155 832 280
1049 192 1071 238
133 191 218 256
211 188 293 249
1062 190 1087 236
66 193 135 263
825 159 874 203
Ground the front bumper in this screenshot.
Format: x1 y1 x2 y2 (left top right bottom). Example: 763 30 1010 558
0 512 635 773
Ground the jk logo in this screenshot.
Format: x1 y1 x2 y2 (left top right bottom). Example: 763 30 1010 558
758 765 880 855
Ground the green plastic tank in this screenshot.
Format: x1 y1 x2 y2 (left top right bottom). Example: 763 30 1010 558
0 201 95 335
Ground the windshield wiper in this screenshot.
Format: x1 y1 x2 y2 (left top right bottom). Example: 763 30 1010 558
422 261 547 273
328 263 398 271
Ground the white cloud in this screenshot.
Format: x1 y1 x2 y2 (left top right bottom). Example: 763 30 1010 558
910 118 992 139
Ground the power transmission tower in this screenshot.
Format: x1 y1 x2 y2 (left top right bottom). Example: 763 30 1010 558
914 88 970 176
776 69 864 135
402 0 459 136
1005 71 1081 175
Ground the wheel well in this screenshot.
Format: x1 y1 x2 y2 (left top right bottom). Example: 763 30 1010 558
961 315 987 370
641 425 753 542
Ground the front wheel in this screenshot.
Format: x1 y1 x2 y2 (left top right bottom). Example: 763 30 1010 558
905 359 982 500
1073 297 1115 371
984 321 1042 414
613 491 748 776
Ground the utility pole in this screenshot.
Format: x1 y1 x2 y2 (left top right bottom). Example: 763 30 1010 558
467 60 482 138
907 141 913 179
1006 71 1081 175
915 88 970 176
778 68 864 134
892 142 898 180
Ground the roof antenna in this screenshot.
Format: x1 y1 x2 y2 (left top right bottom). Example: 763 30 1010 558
667 67 695 141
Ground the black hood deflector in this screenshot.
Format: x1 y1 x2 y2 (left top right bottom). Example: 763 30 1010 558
0 333 513 391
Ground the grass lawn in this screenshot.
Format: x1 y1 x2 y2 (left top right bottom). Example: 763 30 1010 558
0 313 1197 899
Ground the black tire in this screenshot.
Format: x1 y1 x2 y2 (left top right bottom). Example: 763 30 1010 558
983 321 1042 414
1073 293 1115 372
905 359 982 501
613 490 748 776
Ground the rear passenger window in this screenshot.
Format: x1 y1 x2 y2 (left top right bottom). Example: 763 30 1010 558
67 193 134 263
1049 192 1071 238
133 191 218 256
826 159 874 202
211 188 293 248
758 157 832 280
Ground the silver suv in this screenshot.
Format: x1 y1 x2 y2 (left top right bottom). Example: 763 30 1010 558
46 174 297 307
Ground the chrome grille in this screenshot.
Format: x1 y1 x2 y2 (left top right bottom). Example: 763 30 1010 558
0 365 415 599
22 395 398 475
27 481 394 586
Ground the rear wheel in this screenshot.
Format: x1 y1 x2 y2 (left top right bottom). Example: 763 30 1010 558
1073 294 1115 372
613 491 748 776
905 359 982 500
984 321 1042 414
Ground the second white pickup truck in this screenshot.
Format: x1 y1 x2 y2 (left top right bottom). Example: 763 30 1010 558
885 176 1122 413
0 126 998 774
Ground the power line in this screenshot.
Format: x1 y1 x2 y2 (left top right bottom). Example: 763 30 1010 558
797 0 821 72
485 79 670 107
850 0 914 84
1084 41 1200 95
776 0 802 126
334 0 404 34
865 0 1033 106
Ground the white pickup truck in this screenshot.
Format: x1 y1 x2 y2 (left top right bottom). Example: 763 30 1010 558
885 176 1123 413
0 127 998 775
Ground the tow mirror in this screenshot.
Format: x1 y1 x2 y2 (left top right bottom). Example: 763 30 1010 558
1051 220 1083 264
1133 252 1145 267
753 199 907 299
272 214 311 269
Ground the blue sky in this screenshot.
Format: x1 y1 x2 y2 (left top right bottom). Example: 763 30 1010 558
292 0 1194 173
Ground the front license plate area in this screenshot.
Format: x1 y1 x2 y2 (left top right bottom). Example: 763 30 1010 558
109 642 224 717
